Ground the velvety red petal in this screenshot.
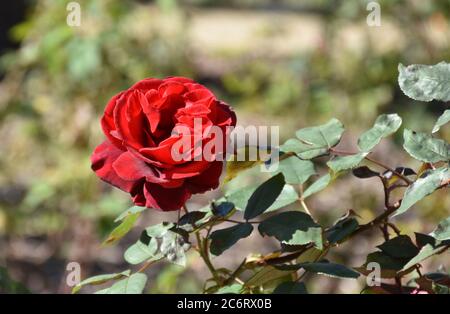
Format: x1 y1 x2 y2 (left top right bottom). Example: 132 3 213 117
101 92 125 149
144 182 191 211
112 151 168 185
186 161 224 194
162 160 211 180
165 76 194 85
139 136 188 165
131 78 163 91
90 141 135 193
113 91 144 149
158 81 186 97
215 101 237 127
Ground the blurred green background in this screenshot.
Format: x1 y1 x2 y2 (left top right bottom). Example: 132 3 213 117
0 0 449 293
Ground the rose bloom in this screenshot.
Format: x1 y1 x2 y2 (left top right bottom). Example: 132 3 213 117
91 77 236 211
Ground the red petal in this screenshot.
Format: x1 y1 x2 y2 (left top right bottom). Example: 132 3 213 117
144 182 191 211
101 92 125 149
90 141 135 193
112 151 166 184
186 161 224 194
131 78 162 91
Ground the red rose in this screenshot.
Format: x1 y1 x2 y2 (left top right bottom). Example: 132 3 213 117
91 77 236 211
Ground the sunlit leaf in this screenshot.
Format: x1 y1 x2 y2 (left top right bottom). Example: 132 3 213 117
125 222 190 266
72 270 131 294
398 62 450 102
215 284 243 294
302 173 331 199
95 273 147 294
403 129 450 163
103 212 140 246
432 109 450 133
401 243 447 272
358 114 402 152
277 156 316 184
430 217 450 241
281 118 344 159
124 239 160 265
114 206 148 222
394 167 450 217
327 153 368 174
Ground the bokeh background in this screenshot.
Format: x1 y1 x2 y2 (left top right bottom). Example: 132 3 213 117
0 0 449 293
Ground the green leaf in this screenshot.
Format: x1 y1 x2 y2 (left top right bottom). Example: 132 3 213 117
394 167 450 217
215 284 243 294
209 223 253 256
145 223 190 266
125 223 190 266
403 129 450 163
273 281 308 294
212 202 235 218
301 262 360 279
245 266 294 288
72 270 131 294
178 211 207 230
114 206 148 222
103 212 140 246
357 251 409 278
226 184 298 213
159 229 190 266
244 173 286 220
258 211 323 249
352 166 379 179
401 244 446 272
358 114 402 152
432 109 450 133
124 239 159 265
95 273 147 294
327 153 368 173
430 217 450 241
398 62 450 102
281 118 344 159
377 235 420 259
277 156 316 184
302 173 331 199
326 217 359 244
145 222 175 237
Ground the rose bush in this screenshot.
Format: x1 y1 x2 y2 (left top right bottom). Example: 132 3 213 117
80 63 449 294
91 77 236 211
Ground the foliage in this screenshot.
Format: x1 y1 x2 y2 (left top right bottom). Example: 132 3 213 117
75 62 450 294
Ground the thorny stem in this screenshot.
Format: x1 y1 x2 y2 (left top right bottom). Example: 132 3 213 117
137 259 158 273
195 229 219 282
224 259 247 286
